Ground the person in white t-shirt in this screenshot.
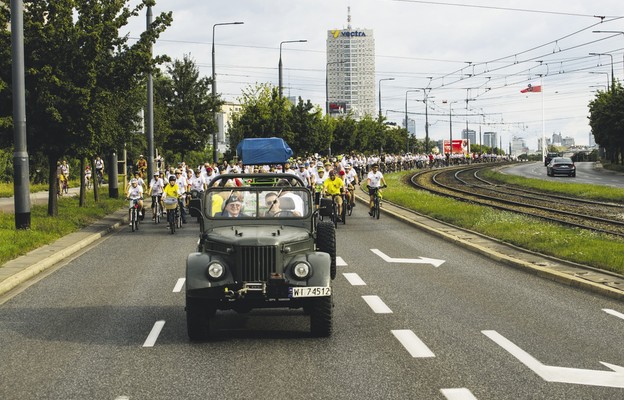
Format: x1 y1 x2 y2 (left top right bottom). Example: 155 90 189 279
148 171 164 220
126 179 144 218
366 163 387 216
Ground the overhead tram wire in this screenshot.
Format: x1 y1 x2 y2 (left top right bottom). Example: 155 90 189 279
390 0 620 19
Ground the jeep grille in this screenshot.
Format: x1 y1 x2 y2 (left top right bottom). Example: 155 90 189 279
240 246 277 281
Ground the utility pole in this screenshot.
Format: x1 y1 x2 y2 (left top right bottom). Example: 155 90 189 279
11 0 31 229
146 5 154 180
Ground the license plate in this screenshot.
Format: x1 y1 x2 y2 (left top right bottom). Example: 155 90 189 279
289 286 331 298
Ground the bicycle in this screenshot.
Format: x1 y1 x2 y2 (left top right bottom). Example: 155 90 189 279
128 198 141 232
95 169 104 187
368 185 387 220
328 193 346 228
345 186 356 217
151 195 162 224
164 197 179 234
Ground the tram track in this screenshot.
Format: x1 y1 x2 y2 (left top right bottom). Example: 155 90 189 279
409 163 624 238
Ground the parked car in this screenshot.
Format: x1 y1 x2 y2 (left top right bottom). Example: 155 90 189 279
546 157 576 177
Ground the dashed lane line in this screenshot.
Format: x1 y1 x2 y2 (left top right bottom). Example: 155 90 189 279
362 295 393 313
391 329 435 358
440 388 478 399
336 256 347 266
143 320 165 347
173 278 185 293
343 272 366 286
603 308 624 321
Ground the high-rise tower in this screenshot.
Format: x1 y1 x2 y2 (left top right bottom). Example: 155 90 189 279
326 8 375 118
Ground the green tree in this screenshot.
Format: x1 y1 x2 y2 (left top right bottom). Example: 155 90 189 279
1 0 171 215
289 97 325 155
588 82 624 165
159 54 219 162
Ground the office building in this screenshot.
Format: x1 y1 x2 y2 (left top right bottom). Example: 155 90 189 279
326 8 375 118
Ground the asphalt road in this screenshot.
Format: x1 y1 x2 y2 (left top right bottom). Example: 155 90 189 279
501 161 624 188
0 205 623 399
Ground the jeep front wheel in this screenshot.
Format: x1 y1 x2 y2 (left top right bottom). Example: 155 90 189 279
186 297 213 341
309 295 333 337
316 221 337 279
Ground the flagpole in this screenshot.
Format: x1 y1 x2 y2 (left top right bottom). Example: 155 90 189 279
541 75 545 163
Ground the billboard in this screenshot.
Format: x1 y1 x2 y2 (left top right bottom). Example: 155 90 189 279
329 102 347 115
443 139 470 154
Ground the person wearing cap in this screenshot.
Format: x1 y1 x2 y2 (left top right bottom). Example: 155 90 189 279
148 171 165 220
344 163 359 209
163 175 180 216
313 167 327 206
367 163 387 216
295 163 311 187
126 178 144 218
174 169 188 223
323 169 345 221
219 193 248 218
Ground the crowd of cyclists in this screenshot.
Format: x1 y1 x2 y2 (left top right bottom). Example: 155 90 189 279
54 150 509 223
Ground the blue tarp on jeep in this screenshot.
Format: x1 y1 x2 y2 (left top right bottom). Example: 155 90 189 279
236 137 294 165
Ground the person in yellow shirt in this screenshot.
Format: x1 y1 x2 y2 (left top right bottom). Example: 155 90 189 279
323 170 345 221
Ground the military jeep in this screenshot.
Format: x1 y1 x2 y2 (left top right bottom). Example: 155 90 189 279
186 172 337 340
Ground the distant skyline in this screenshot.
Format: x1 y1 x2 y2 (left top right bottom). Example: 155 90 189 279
122 0 624 151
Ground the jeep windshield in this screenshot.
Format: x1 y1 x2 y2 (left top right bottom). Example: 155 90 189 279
205 187 311 219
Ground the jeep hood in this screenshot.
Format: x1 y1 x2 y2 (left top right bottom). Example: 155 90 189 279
206 225 311 246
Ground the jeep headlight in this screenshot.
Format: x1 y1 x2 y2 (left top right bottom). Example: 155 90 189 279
207 261 225 280
292 262 311 280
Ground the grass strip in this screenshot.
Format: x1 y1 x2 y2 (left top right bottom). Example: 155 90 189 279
380 171 624 275
0 194 124 265
0 180 82 198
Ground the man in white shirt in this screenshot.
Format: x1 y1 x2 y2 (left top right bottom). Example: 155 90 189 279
366 163 387 216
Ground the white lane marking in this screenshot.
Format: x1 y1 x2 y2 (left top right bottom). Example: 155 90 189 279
115 397 130 400
370 248 445 267
391 329 435 358
603 309 624 321
441 388 478 400
362 295 392 313
143 320 165 347
343 273 366 286
173 278 186 293
336 256 347 266
483 330 624 388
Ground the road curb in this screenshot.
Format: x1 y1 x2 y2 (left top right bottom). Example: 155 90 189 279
0 210 126 297
355 192 623 302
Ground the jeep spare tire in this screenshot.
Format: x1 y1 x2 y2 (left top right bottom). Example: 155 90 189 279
316 221 337 279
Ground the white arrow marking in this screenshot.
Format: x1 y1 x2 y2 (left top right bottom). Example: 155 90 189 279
483 330 624 388
143 320 165 347
336 256 347 266
603 308 624 321
440 388 478 400
343 273 366 286
392 329 435 358
371 248 445 267
173 278 185 293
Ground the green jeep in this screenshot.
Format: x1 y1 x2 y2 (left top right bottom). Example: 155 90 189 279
186 173 336 340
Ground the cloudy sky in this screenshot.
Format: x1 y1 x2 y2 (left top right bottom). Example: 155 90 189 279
123 0 624 151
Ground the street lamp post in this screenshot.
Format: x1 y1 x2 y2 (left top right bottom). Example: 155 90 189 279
592 31 624 78
378 78 394 119
589 52 615 92
404 89 420 153
279 39 307 99
212 21 244 164
443 100 460 165
589 71 610 90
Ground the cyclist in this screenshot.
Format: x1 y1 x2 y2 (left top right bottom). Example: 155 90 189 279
367 163 387 216
84 166 92 188
126 178 144 218
323 169 345 221
94 155 104 184
162 175 180 218
313 167 327 206
344 163 359 209
136 155 147 178
174 169 188 223
148 171 164 220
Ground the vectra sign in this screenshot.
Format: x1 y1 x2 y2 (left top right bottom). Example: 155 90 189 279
331 30 367 38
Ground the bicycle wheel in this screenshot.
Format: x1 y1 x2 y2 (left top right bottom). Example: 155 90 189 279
341 199 347 225
375 197 380 219
169 213 175 234
332 201 338 228
130 209 135 232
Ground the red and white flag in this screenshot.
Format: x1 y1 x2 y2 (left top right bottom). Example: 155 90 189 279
520 84 542 93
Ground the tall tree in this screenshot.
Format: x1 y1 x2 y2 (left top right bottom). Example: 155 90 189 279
2 0 171 215
289 97 325 155
588 82 624 164
160 54 219 162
